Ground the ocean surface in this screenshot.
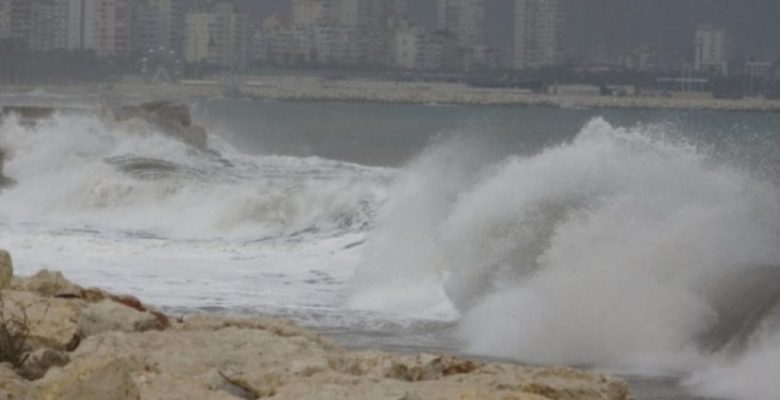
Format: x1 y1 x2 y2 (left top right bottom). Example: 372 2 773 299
2 95 780 400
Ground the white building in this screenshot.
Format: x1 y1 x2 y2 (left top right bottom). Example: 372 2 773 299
76 0 138 56
514 0 564 69
184 2 248 70
82 0 118 56
391 22 423 69
548 84 601 96
694 25 730 75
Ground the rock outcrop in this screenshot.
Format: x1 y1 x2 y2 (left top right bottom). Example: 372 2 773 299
11 269 81 297
109 101 208 151
0 362 29 399
0 249 11 289
0 147 13 188
28 356 140 400
1 290 82 351
0 249 634 400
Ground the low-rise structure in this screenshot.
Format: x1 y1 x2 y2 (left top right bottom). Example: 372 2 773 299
548 84 601 96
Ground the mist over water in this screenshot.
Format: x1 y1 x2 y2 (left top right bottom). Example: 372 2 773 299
2 102 780 400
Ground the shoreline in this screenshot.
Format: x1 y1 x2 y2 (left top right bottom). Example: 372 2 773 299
2 80 780 113
0 249 635 400
0 247 714 400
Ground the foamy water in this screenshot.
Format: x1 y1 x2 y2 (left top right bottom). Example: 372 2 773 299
1 109 779 400
349 118 780 399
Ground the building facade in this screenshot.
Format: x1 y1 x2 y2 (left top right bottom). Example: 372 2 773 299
7 0 32 47
694 24 730 75
436 0 485 49
146 0 183 51
29 0 72 51
0 0 11 41
513 0 564 69
391 21 422 69
184 1 248 70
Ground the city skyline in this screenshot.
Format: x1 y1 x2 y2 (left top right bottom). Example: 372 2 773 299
0 0 778 87
242 0 780 62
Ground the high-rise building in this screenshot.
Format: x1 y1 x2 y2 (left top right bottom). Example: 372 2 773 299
29 0 71 51
694 24 730 75
66 0 84 50
7 0 32 47
147 0 183 51
437 0 485 49
513 0 563 69
0 0 11 40
184 1 248 70
81 0 115 56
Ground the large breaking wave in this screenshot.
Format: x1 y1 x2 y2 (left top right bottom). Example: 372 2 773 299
349 117 780 400
0 112 389 241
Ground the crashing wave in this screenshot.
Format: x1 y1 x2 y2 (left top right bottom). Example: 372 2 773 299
0 111 389 241
349 117 780 398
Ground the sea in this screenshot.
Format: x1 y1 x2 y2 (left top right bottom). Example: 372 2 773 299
2 94 780 400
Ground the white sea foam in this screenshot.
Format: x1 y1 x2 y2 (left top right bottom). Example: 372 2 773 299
350 117 780 396
0 112 389 240
0 111 391 330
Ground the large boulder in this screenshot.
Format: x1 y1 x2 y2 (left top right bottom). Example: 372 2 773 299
0 250 11 290
111 102 208 151
28 355 140 400
0 147 12 188
78 300 163 337
0 291 81 351
11 270 81 298
17 348 70 380
0 362 29 399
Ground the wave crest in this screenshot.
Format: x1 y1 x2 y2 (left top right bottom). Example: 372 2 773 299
350 117 780 384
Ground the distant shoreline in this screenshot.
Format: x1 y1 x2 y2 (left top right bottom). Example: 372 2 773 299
3 79 780 113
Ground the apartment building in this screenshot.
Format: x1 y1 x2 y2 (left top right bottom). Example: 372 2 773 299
513 0 564 69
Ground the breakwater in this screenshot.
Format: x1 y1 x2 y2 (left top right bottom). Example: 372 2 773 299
3 79 780 112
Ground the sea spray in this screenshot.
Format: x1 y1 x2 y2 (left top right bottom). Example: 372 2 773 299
688 327 780 400
350 117 780 393
348 135 497 319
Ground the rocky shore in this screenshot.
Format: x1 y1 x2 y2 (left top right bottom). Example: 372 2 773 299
3 80 780 112
0 249 633 400
0 147 11 188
